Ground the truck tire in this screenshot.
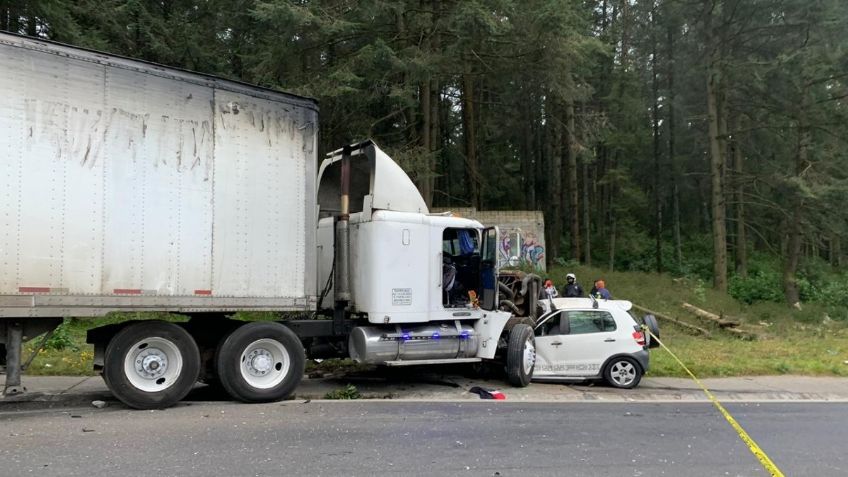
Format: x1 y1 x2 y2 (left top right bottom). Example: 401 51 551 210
103 321 201 410
506 324 535 387
216 322 305 403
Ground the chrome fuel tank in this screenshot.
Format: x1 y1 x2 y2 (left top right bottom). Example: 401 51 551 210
348 321 478 364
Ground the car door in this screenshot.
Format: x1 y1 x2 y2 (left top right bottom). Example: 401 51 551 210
533 311 569 378
534 309 619 377
559 310 619 376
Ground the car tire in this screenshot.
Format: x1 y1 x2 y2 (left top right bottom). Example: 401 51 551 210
643 314 661 348
604 356 642 389
103 321 201 410
506 324 535 387
216 322 305 403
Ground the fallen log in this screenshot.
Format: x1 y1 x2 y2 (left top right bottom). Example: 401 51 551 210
680 303 758 340
721 326 758 340
681 303 740 328
631 304 710 337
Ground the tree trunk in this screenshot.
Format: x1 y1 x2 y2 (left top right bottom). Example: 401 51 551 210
608 150 618 271
428 0 441 206
559 106 568 241
439 83 451 206
429 79 439 201
667 20 680 270
609 203 615 272
582 159 592 266
783 207 803 307
651 1 663 273
706 46 728 292
673 183 682 267
418 79 433 207
522 92 537 209
462 70 480 210
546 98 562 266
732 116 747 277
565 101 581 260
783 91 810 308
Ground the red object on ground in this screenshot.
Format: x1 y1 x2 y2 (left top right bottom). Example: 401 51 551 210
469 386 507 400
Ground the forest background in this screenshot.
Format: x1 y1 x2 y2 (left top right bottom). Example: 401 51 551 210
2 0 847 314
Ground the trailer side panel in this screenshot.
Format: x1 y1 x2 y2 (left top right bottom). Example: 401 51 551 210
0 34 318 317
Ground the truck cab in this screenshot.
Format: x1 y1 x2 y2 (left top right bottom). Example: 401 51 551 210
316 141 500 322
315 141 530 379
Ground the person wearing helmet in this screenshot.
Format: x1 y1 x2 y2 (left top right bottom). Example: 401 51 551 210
562 273 584 297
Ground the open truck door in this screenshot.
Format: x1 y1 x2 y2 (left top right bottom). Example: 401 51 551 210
480 227 499 311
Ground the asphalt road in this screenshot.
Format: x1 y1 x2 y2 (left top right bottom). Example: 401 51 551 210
1 401 846 477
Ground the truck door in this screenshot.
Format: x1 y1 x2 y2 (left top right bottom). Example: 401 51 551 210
479 227 499 311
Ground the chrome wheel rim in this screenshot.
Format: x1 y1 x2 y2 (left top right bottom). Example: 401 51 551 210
239 338 291 389
523 337 536 375
123 337 183 393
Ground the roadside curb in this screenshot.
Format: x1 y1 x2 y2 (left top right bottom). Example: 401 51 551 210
4 374 848 412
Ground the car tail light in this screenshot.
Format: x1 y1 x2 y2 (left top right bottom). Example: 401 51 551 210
632 330 646 347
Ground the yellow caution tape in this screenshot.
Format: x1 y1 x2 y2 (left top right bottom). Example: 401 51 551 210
644 327 785 477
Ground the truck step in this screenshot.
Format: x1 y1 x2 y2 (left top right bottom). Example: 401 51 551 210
383 358 482 367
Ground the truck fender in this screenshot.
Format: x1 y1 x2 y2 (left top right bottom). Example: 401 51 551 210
473 310 511 360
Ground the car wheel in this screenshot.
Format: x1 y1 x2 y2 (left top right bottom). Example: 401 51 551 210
103 321 201 409
216 322 305 403
506 324 535 387
643 314 661 349
604 356 642 389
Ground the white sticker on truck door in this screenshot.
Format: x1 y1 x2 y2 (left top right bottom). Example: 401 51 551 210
392 288 412 306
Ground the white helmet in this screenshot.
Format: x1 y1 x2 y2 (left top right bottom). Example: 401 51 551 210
566 273 576 280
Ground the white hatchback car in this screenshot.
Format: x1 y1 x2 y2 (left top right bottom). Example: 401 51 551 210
532 298 658 388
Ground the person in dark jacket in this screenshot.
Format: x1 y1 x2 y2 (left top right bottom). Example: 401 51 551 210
562 273 584 297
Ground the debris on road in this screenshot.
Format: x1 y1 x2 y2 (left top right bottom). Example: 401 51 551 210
469 386 506 400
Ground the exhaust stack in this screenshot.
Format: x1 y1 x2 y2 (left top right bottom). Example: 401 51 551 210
333 146 352 333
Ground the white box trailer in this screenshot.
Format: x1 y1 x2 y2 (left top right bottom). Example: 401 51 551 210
0 32 318 313
0 33 542 409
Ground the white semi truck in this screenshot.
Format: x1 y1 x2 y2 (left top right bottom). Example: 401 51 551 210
0 32 541 409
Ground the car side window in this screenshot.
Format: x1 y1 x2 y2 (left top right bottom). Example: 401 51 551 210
537 311 567 336
566 311 617 334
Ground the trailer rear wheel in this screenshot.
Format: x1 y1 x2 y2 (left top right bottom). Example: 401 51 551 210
103 321 200 409
216 322 305 403
506 324 535 387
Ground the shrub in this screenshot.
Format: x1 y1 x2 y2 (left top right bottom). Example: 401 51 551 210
817 279 848 308
729 271 784 304
45 322 79 351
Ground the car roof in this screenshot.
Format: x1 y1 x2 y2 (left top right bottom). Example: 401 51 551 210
548 297 633 312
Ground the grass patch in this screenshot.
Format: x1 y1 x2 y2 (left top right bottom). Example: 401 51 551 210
647 326 848 377
324 384 361 400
